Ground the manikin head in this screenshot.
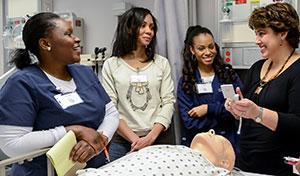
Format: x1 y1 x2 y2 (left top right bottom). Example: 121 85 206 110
190 129 235 171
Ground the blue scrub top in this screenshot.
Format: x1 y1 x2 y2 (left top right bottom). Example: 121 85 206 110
0 64 111 176
177 69 243 153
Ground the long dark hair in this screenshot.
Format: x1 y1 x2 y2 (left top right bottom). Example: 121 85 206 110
10 12 60 69
111 7 157 61
181 25 237 94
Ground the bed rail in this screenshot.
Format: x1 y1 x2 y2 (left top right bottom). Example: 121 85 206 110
0 148 54 176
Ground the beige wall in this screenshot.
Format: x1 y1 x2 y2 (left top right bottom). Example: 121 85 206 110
8 0 39 18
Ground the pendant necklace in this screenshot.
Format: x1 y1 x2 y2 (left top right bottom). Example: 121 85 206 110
254 49 295 95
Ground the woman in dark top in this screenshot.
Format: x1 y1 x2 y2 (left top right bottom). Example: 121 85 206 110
177 25 243 153
225 3 300 175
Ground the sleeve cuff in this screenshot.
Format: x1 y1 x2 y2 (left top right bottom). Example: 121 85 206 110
207 103 216 116
155 115 172 130
52 126 67 143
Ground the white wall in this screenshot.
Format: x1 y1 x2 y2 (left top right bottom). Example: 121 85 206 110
8 0 39 18
53 0 118 55
125 0 153 10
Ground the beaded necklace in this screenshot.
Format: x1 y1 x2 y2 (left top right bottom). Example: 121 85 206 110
254 49 295 95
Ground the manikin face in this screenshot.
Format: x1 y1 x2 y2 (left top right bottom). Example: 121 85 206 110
190 129 235 171
255 27 283 59
137 14 155 47
46 19 81 64
190 33 217 68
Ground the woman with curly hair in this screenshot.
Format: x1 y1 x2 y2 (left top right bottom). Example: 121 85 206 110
225 2 300 175
177 25 243 153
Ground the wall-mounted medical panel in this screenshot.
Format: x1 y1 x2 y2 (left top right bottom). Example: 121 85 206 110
222 43 261 69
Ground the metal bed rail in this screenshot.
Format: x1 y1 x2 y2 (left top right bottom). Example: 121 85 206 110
0 148 55 176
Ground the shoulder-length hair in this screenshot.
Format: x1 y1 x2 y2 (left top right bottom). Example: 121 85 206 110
111 7 158 61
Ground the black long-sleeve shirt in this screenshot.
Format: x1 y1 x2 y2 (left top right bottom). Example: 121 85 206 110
239 59 300 175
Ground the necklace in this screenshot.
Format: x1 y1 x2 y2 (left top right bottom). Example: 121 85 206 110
255 49 295 95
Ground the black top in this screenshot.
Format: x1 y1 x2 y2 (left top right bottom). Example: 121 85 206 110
239 59 300 175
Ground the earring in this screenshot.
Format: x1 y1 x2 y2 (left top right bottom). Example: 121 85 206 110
279 39 283 46
47 47 51 51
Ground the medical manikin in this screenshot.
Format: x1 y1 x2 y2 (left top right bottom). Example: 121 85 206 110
76 129 238 176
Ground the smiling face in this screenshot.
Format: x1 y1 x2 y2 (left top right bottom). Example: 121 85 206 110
255 27 283 59
46 19 81 64
137 14 154 48
190 33 217 68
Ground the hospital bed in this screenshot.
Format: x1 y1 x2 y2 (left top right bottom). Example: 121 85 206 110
0 148 55 176
0 67 17 89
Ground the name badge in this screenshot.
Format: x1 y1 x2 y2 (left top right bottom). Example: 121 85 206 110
54 91 84 109
196 83 213 94
130 75 147 83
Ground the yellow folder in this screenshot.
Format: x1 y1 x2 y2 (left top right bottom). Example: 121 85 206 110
46 130 86 176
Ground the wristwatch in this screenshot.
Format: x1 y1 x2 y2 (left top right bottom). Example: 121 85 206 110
254 106 264 123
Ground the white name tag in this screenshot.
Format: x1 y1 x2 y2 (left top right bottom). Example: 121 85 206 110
196 83 213 94
130 75 147 83
54 91 84 109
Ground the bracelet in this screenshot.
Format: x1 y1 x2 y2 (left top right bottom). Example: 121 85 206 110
254 106 264 123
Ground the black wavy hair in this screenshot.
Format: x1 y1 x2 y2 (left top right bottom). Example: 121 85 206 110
181 25 237 94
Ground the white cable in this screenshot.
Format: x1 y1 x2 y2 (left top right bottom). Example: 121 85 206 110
233 94 242 135
237 118 242 135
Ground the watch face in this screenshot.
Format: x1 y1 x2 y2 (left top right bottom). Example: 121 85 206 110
255 116 262 123
255 107 263 123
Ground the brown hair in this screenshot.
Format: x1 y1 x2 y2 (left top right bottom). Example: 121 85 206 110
249 2 300 48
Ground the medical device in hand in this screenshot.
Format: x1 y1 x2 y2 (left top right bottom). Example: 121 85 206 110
221 84 239 101
221 84 242 134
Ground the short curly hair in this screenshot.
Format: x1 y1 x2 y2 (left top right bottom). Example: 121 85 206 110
249 2 300 48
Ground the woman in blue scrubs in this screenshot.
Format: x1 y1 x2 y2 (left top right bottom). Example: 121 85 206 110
177 26 243 153
0 12 119 176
